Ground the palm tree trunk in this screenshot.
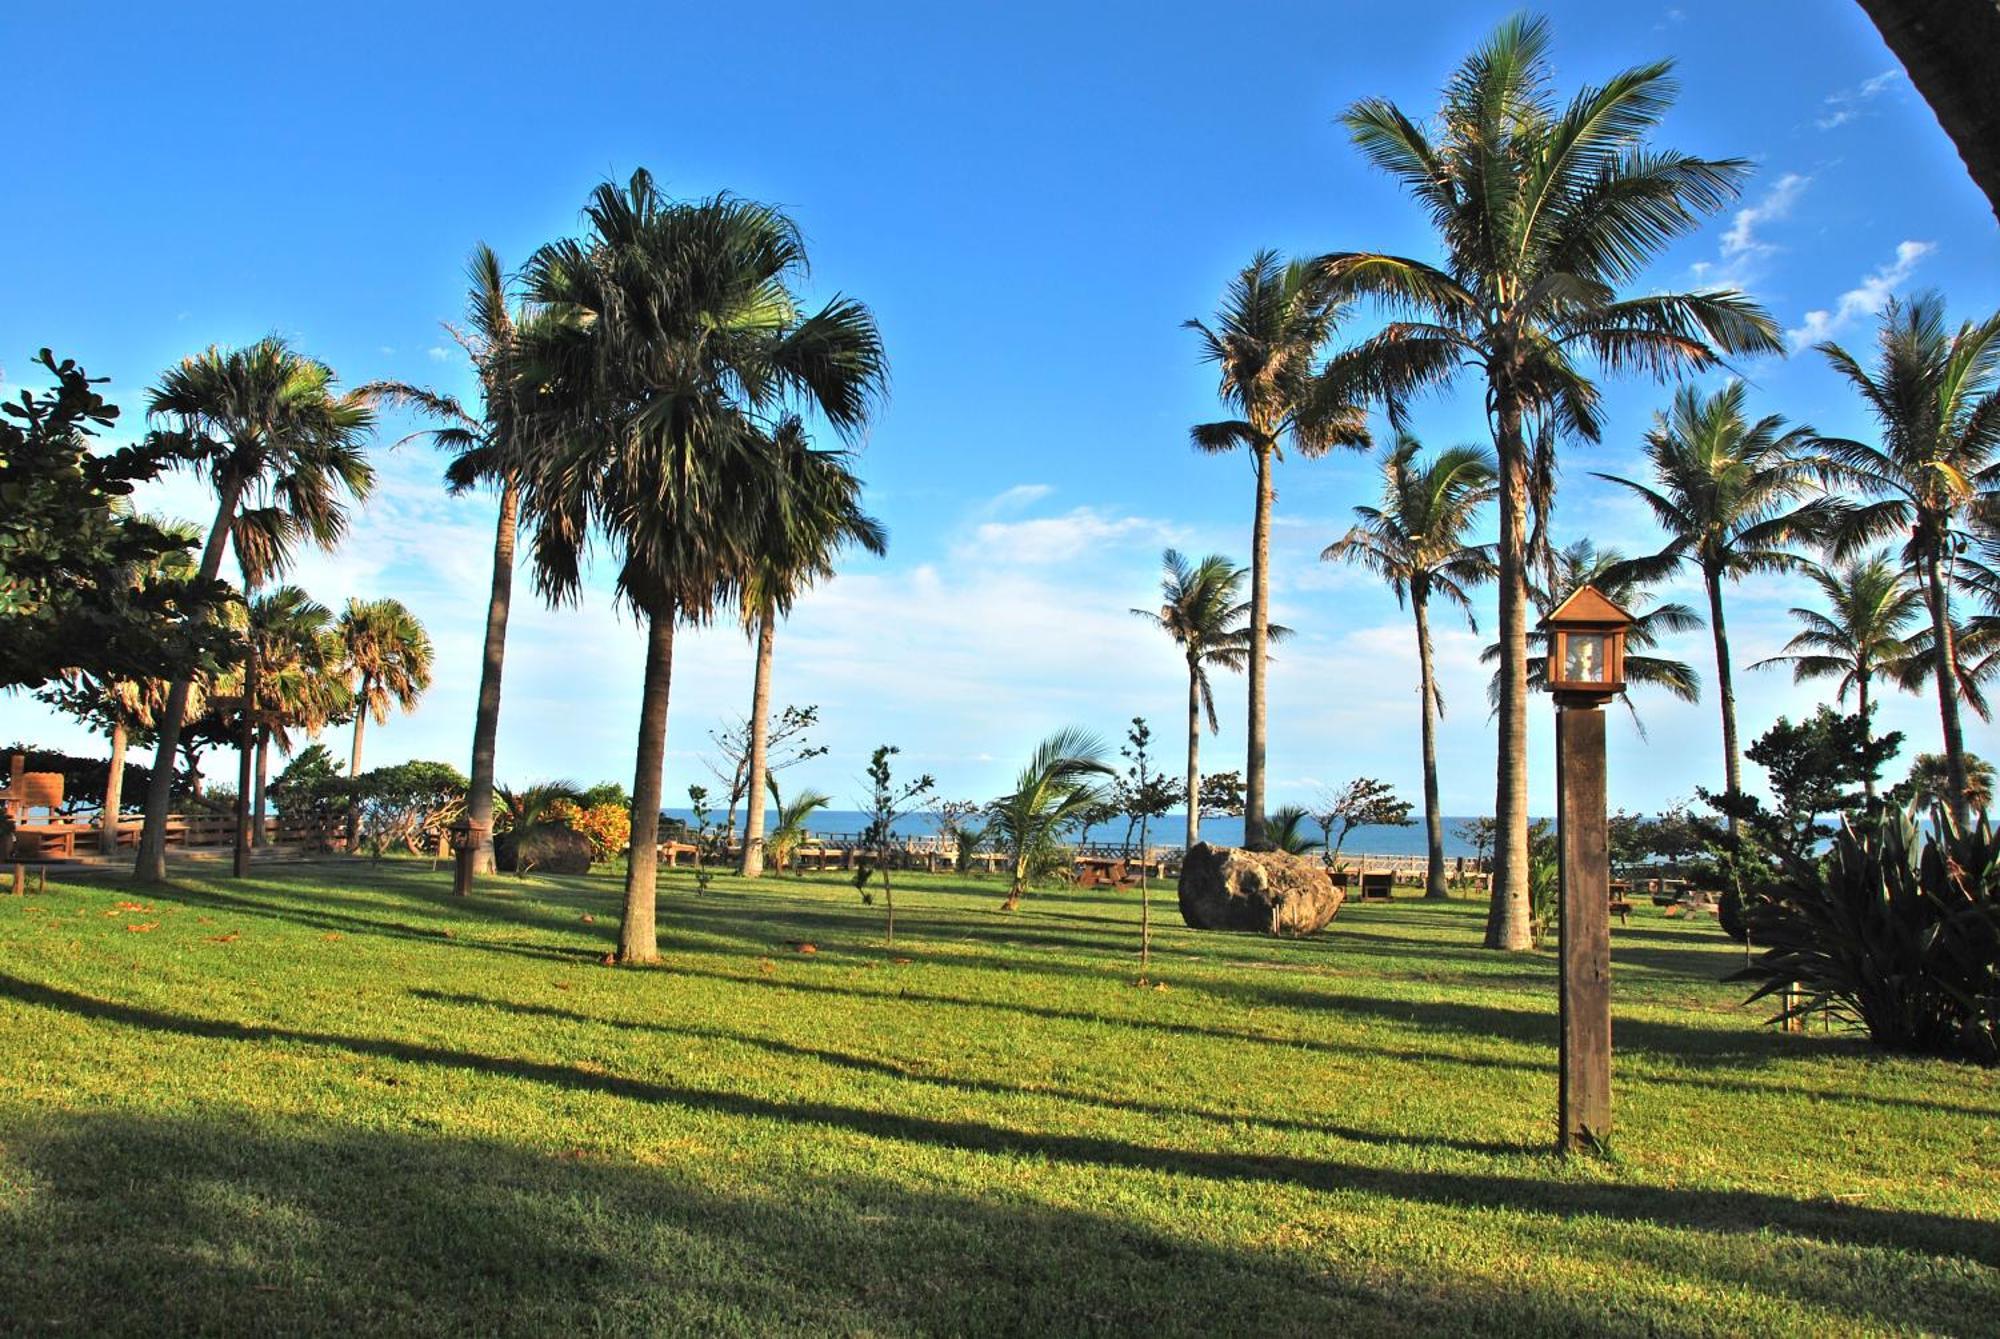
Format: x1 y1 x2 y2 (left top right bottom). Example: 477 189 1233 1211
1923 550 1973 828
739 608 777 877
1858 671 1876 802
100 720 128 856
1854 0 2000 228
135 481 242 884
345 677 370 851
1705 569 1743 835
234 642 258 877
465 474 518 878
1185 660 1202 849
253 728 270 847
1244 442 1274 849
620 605 677 964
1485 398 1533 950
1414 588 1447 900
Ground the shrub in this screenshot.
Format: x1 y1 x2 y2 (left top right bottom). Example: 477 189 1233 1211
1732 810 2000 1065
550 799 629 863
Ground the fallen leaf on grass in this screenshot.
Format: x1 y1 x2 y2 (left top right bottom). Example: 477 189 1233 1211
322 932 342 941
759 959 776 974
126 922 159 933
599 952 617 967
441 929 457 939
554 981 572 991
580 913 595 924
115 901 152 913
795 943 817 955
891 957 912 965
208 931 241 943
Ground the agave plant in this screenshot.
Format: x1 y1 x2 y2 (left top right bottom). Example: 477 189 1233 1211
1732 809 2000 1065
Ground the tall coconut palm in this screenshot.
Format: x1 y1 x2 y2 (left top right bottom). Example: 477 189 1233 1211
362 245 530 878
1484 540 1705 715
1901 751 1997 815
1815 293 2000 829
1597 383 1827 824
1751 557 1926 798
738 417 886 878
1853 0 2000 228
133 339 375 883
515 170 885 964
1187 252 1370 849
336 596 434 845
1131 550 1273 850
1324 15 1780 946
1325 435 1496 899
988 728 1116 912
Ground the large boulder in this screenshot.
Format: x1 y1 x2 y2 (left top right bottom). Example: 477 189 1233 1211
1177 842 1344 935
495 825 595 875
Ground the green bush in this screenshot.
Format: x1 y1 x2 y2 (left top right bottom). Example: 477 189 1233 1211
1732 810 1999 1065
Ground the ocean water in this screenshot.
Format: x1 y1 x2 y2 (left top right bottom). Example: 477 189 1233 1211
659 808 1486 857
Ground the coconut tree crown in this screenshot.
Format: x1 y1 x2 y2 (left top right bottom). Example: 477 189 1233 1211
1751 557 1927 704
1132 550 1285 732
1325 434 1496 621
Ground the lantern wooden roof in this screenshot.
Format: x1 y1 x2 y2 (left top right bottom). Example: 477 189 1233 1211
1542 584 1635 629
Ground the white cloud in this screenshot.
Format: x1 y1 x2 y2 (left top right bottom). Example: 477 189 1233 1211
1817 68 1903 130
426 346 452 363
958 505 1183 566
1693 173 1808 289
1786 239 1934 349
979 483 1054 515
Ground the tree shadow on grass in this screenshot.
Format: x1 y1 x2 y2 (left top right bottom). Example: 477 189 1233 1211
12 1109 1927 1339
3 969 1994 1287
405 987 1528 1157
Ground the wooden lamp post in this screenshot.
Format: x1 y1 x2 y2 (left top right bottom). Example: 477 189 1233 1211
1542 584 1633 1153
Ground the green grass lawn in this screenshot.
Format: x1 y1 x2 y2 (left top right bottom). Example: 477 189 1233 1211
1 860 1995 1336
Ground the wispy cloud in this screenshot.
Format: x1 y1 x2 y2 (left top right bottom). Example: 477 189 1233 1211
1692 173 1808 290
426 345 452 363
1785 239 1934 350
1817 68 1902 130
978 483 1054 515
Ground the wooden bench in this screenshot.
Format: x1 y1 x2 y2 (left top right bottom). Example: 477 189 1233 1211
1359 870 1395 900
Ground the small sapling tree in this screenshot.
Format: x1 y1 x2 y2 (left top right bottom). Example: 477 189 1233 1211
1314 778 1414 873
1117 716 1182 976
857 745 935 945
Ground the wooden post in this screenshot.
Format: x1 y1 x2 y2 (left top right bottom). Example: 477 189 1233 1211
1556 701 1612 1152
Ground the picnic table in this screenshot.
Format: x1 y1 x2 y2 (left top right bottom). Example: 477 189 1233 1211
1074 855 1133 889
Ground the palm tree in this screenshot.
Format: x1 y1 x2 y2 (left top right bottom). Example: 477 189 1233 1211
1485 540 1705 715
492 780 585 875
1597 383 1826 824
1324 15 1780 947
1816 293 2000 829
1266 805 1319 857
132 339 375 883
765 783 833 874
1853 1 2000 227
514 170 886 964
1131 550 1270 849
336 596 434 846
737 418 886 878
1901 751 1996 815
988 728 1115 911
1325 436 1496 899
1751 557 1927 798
243 586 346 842
362 245 529 878
1187 252 1370 848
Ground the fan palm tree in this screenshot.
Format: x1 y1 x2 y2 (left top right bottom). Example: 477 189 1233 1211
1815 293 2000 829
1597 383 1827 824
336 597 433 845
1324 15 1780 948
1131 550 1277 849
988 728 1116 911
1751 557 1927 798
514 170 886 964
1485 540 1705 715
1325 436 1496 898
1901 751 1996 815
1186 252 1370 848
132 338 375 883
737 417 886 878
362 245 530 878
243 586 346 842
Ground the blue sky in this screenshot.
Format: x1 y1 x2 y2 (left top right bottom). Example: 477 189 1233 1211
3 1 1997 817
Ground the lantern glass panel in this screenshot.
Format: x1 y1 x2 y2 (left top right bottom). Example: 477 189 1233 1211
1563 632 1610 685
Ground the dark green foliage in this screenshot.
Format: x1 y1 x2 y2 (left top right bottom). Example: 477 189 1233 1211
578 782 631 811
1198 771 1244 820
0 744 180 813
1733 811 2000 1064
353 761 468 857
267 745 349 839
0 351 232 690
1313 777 1414 867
